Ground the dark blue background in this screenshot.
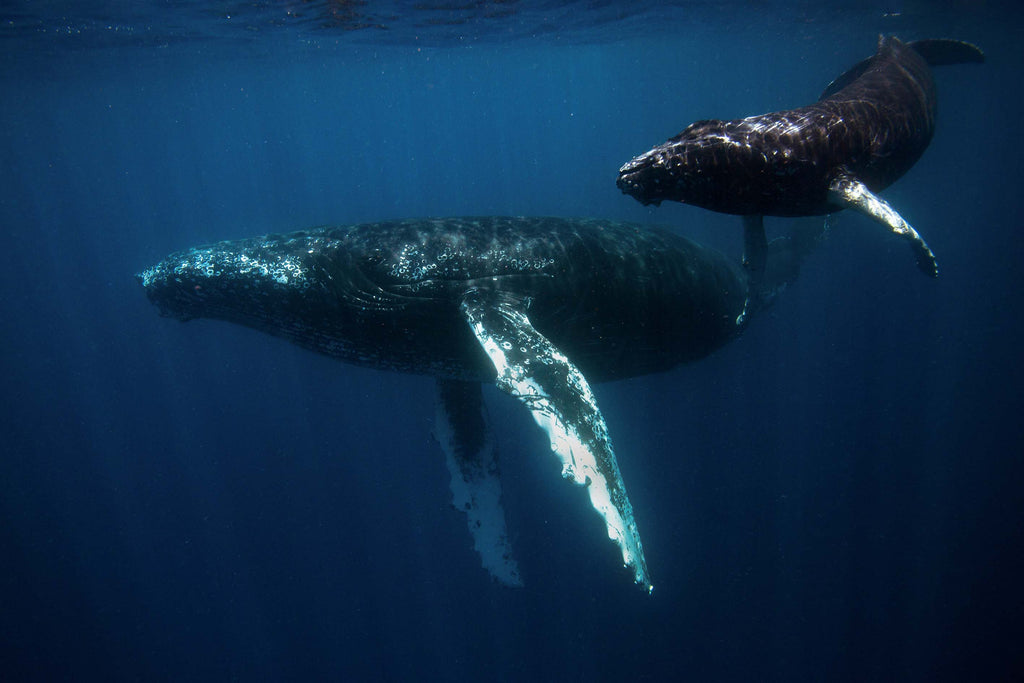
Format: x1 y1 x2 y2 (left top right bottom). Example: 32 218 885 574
2 4 1022 681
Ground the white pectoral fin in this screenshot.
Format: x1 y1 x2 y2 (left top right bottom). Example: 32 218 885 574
435 378 522 587
459 289 652 592
828 175 939 277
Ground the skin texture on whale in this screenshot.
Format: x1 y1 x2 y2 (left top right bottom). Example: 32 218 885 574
139 216 751 383
138 216 814 590
617 36 984 277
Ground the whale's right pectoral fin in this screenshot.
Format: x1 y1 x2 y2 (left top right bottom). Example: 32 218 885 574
737 214 768 325
828 174 939 277
459 288 652 592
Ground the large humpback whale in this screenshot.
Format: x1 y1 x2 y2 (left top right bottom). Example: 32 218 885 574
617 36 984 278
138 216 821 590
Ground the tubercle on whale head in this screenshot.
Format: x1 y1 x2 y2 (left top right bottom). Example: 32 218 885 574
135 235 326 324
619 119 742 209
616 149 674 207
137 257 239 322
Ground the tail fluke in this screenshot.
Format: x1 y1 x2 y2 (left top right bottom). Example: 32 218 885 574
908 39 985 66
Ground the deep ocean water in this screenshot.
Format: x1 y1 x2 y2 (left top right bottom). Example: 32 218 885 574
1 2 1022 680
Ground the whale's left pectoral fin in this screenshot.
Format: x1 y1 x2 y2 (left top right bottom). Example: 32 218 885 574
459 289 652 592
435 378 523 587
828 174 939 277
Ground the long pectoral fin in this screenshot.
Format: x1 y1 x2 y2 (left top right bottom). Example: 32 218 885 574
459 289 652 591
828 175 939 277
737 214 768 325
435 378 522 587
760 214 832 301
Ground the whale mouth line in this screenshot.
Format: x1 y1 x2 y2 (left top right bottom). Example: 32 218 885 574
156 304 196 322
616 172 662 206
615 172 640 193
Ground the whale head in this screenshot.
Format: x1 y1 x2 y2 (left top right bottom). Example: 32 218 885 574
136 230 349 327
616 147 675 207
136 226 465 370
618 119 769 214
617 119 730 208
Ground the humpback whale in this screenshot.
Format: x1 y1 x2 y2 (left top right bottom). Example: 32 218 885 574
138 216 821 590
617 36 984 278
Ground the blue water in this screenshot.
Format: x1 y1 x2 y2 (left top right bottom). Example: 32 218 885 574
2 2 1022 680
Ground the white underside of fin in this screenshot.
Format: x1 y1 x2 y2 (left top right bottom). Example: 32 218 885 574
461 291 652 592
828 175 939 277
435 394 522 587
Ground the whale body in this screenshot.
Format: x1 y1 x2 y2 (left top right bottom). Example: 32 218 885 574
139 216 818 590
617 37 984 277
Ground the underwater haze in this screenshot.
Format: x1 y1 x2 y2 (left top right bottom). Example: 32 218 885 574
2 1 1022 680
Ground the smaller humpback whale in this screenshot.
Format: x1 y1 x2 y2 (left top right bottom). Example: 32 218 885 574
617 36 984 278
137 216 822 590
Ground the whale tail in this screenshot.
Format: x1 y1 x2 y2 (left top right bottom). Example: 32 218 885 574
907 39 985 67
820 37 984 100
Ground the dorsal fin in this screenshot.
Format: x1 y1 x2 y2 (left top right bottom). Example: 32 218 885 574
818 57 874 100
819 37 984 101
908 39 985 66
819 35 894 101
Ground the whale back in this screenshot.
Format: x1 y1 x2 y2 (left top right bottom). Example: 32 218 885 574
813 36 938 192
138 217 751 383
